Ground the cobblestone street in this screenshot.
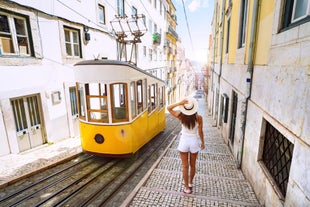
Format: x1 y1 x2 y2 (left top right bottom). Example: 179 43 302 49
123 97 262 207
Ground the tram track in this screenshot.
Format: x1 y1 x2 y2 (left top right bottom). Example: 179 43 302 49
0 115 181 207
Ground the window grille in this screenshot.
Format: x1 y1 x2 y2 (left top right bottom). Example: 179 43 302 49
262 122 294 197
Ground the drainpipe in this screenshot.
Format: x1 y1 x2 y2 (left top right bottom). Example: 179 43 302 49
214 0 225 126
237 0 259 168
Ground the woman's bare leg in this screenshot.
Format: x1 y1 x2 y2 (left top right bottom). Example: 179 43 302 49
189 152 198 185
179 151 190 190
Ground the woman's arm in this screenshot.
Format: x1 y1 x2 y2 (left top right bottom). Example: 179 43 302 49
167 99 188 118
198 115 205 150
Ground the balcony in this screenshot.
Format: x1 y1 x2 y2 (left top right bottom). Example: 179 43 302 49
153 33 161 45
168 26 178 40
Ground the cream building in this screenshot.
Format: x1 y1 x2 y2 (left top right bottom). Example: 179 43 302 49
208 0 309 206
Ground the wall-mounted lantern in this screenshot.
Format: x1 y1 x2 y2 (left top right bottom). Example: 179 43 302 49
84 25 90 41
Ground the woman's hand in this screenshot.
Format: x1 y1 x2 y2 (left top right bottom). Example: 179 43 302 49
179 99 188 106
201 143 205 150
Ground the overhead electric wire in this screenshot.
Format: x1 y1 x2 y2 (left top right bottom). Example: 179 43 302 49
181 0 194 51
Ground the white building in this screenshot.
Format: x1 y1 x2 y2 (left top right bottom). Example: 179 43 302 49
0 0 167 156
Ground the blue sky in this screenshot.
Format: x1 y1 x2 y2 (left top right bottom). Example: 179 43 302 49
173 0 214 63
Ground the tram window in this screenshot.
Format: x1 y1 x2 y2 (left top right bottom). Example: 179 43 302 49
137 80 143 114
130 82 137 118
158 86 164 109
143 79 147 110
85 83 108 123
148 84 157 113
69 86 78 116
111 83 128 122
77 83 86 119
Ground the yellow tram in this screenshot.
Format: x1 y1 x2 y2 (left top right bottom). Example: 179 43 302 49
74 59 166 157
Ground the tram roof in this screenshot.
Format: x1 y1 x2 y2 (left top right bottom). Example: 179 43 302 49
74 59 164 83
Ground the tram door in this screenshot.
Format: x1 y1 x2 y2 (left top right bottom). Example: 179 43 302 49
11 95 45 152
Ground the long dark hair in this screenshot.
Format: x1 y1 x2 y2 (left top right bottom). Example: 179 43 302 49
178 112 198 129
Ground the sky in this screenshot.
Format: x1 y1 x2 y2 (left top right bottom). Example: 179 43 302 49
172 0 214 64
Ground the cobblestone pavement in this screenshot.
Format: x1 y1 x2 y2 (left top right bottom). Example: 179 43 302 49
122 97 262 207
0 137 82 187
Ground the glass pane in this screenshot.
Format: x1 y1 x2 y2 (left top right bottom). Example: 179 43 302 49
72 31 78 43
14 18 26 35
137 80 143 113
27 96 40 126
64 30 70 42
12 99 28 132
89 97 107 110
78 84 86 117
112 83 127 120
0 15 10 33
99 6 104 23
1 36 14 53
66 43 72 56
73 44 80 56
89 83 99 95
69 87 78 115
130 82 136 118
90 112 108 120
17 36 29 55
100 84 107 96
293 0 308 20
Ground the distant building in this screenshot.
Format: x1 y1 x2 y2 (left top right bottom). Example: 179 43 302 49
165 0 178 104
0 0 166 155
208 0 309 206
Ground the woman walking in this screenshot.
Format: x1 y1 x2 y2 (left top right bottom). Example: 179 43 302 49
167 98 205 194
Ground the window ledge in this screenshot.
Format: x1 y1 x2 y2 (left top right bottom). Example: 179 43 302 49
258 161 285 201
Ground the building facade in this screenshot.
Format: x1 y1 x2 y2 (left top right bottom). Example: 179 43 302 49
208 0 309 206
0 0 167 156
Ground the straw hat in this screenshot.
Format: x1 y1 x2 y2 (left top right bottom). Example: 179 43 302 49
179 98 198 116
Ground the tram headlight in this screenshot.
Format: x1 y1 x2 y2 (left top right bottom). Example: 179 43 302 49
94 134 104 144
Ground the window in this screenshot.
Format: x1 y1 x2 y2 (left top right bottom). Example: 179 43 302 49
282 0 310 29
149 48 152 61
130 81 137 118
148 19 152 33
117 0 125 17
77 83 86 119
111 83 128 122
69 86 78 116
143 46 146 56
158 86 165 109
0 12 32 56
262 121 294 197
226 18 231 54
64 27 81 58
238 0 248 48
86 83 108 123
137 80 144 114
148 83 157 113
98 4 106 24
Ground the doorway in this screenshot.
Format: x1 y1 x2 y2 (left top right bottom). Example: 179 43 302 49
11 94 45 152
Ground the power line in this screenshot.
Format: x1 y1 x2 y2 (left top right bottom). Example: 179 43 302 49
181 0 194 51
